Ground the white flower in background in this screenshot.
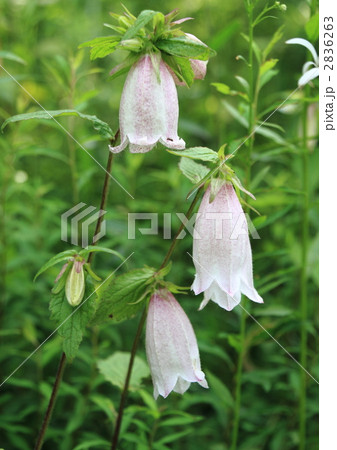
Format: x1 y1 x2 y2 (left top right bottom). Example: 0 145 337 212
286 38 319 86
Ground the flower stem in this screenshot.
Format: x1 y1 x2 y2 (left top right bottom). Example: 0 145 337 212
231 3 255 449
111 306 147 450
299 95 309 450
34 352 67 450
111 186 204 449
34 133 118 450
230 301 247 450
87 142 117 264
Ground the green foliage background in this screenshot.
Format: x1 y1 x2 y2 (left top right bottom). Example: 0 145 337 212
0 0 318 449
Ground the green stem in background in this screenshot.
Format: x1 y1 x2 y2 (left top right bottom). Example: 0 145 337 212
111 185 204 450
231 2 255 449
34 133 118 450
299 95 309 450
68 62 79 204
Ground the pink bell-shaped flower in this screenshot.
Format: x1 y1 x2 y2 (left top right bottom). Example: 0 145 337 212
191 182 263 311
146 289 208 399
109 53 185 153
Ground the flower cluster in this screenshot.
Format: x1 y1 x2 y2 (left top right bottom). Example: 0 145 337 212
83 7 264 399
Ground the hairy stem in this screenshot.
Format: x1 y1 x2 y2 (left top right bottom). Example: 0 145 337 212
34 352 67 450
299 96 309 450
231 3 255 449
87 148 116 264
34 133 118 450
111 186 204 449
111 307 147 450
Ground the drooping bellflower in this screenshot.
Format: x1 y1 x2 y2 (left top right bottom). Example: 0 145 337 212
191 182 263 311
146 289 208 399
109 53 186 153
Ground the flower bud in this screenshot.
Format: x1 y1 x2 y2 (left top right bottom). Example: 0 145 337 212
119 38 143 52
118 16 132 28
65 260 85 307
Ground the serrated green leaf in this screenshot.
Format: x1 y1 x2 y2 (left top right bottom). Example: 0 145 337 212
168 147 219 162
49 278 97 360
178 158 210 184
90 42 119 60
34 250 77 281
156 37 215 61
123 10 158 40
1 109 114 139
79 36 120 49
91 268 156 325
97 352 150 390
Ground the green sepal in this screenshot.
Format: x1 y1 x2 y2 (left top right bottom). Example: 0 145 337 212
34 249 77 281
84 263 101 282
79 246 125 263
123 10 159 40
109 53 140 80
51 263 72 294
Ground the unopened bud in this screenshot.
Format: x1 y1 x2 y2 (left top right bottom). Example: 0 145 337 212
118 16 132 28
119 38 143 52
65 260 85 307
280 4 287 11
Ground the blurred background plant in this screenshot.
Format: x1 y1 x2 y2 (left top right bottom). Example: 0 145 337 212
0 0 318 449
